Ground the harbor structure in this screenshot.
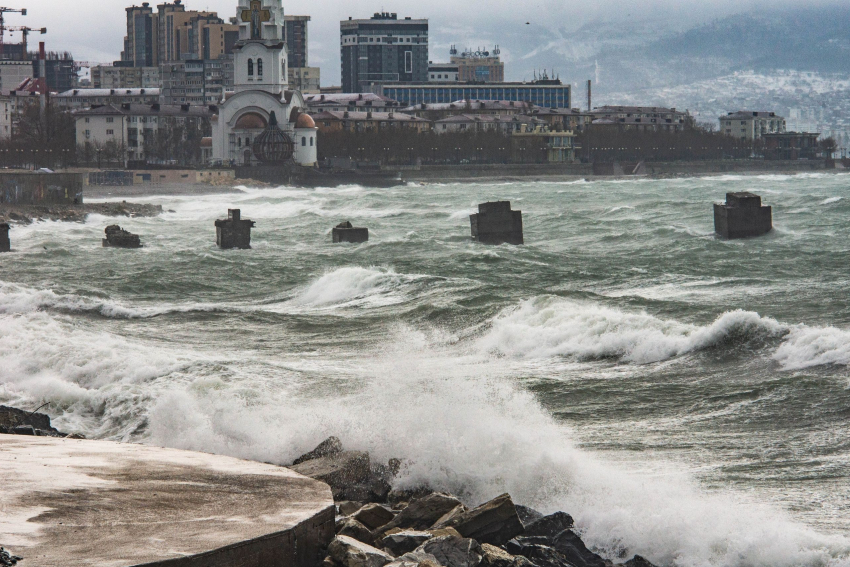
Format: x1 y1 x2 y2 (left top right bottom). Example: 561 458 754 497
0 222 9 252
102 225 142 248
470 201 524 245
332 221 368 243
714 192 773 239
215 208 255 249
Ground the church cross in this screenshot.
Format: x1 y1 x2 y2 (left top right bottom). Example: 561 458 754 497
241 1 272 39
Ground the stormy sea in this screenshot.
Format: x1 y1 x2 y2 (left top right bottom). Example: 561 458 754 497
1 173 849 567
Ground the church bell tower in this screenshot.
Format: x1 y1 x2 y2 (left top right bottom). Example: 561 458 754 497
233 0 288 94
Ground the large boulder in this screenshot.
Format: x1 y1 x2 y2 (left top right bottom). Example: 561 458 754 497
431 504 468 528
0 405 65 437
442 493 525 545
414 535 483 567
515 506 544 527
337 476 392 504
328 535 394 567
552 530 608 567
378 493 463 534
338 518 377 547
480 544 536 567
381 530 433 556
294 436 344 465
290 451 371 490
354 504 396 531
523 512 575 539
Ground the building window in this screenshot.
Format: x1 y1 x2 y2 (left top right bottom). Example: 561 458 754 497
248 59 254 76
310 137 314 147
302 137 306 146
257 58 263 77
405 51 413 73
106 117 114 123
107 129 114 135
238 137 242 147
85 118 90 123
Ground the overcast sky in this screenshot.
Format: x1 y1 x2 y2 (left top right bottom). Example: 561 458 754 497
16 0 838 85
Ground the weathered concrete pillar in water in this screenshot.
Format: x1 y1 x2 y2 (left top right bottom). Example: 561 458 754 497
102 225 142 248
470 201 524 245
714 192 772 239
332 221 369 243
215 209 256 249
0 223 9 252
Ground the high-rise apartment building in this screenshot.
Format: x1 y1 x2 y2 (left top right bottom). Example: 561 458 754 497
285 15 310 69
156 1 216 63
122 3 158 67
340 12 428 93
451 46 504 83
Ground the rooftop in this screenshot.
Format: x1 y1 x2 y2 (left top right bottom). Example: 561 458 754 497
72 103 215 118
312 110 429 122
57 88 161 97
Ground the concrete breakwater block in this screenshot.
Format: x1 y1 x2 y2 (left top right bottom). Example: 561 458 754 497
714 192 772 239
0 436 334 567
216 208 255 249
0 222 9 252
102 225 142 248
470 201 524 245
332 221 369 243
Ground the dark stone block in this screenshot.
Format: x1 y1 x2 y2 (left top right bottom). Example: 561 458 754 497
102 225 142 248
333 221 369 244
0 222 9 253
215 209 255 249
524 512 574 539
0 405 64 437
552 529 608 567
714 192 772 239
470 201 524 245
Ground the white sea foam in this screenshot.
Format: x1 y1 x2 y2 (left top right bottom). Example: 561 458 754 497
820 197 843 205
773 325 850 370
477 297 785 363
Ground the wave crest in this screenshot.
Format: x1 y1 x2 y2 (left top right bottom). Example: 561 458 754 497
478 297 786 364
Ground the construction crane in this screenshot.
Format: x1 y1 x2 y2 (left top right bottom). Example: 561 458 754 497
0 6 27 58
6 25 45 57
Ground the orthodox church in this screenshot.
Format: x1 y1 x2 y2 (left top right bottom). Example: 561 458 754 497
212 0 318 167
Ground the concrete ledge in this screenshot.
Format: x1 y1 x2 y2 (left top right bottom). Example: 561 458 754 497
0 436 335 567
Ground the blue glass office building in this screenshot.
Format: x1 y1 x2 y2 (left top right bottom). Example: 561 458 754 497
380 82 571 109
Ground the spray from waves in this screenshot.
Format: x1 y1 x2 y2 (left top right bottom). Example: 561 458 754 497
141 326 850 567
820 197 842 205
289 266 431 309
477 297 786 364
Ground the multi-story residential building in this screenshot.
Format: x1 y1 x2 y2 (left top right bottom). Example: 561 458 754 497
54 88 161 109
285 15 310 69
179 14 239 60
73 102 214 163
304 92 399 113
160 58 233 105
156 1 215 63
380 79 571 109
762 132 820 160
32 52 78 93
122 3 159 67
0 61 32 92
285 15 319 93
589 106 690 132
92 65 161 89
340 12 429 93
401 100 531 119
720 111 786 140
311 109 430 133
433 113 544 134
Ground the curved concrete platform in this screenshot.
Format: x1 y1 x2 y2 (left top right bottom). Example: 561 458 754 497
0 435 335 567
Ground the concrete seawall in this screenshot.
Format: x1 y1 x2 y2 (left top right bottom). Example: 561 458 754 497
0 436 335 567
0 172 85 205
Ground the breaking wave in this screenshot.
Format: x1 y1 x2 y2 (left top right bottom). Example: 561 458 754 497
478 297 786 364
773 325 850 370
290 266 428 309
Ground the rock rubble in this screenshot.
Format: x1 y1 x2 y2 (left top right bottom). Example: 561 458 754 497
289 437 659 567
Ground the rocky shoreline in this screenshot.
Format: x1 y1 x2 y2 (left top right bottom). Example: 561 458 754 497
0 202 163 225
288 436 653 567
0 409 649 567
